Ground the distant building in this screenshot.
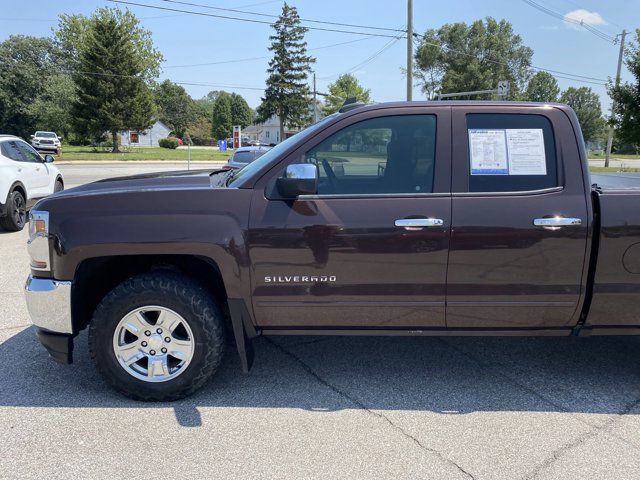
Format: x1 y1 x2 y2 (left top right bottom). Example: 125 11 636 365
244 104 323 145
119 120 171 148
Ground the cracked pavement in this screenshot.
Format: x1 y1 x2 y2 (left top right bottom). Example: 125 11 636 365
2 164 640 479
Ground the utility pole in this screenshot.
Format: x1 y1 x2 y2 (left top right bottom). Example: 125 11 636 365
605 29 626 168
313 72 318 123
406 0 413 101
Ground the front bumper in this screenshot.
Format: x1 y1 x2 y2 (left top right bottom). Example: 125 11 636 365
25 275 74 363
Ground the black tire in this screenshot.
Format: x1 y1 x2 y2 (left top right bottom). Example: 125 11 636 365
54 179 64 193
89 271 225 401
0 190 27 232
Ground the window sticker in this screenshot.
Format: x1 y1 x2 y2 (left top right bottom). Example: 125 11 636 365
469 128 547 176
469 129 508 175
505 129 547 175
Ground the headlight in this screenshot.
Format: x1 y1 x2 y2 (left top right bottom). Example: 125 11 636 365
27 211 50 271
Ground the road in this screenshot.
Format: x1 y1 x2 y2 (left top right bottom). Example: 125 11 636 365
2 165 640 479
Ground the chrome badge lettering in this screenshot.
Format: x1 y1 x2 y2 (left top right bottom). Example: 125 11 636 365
264 275 337 283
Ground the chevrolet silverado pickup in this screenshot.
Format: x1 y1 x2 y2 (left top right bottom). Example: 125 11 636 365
24 101 640 401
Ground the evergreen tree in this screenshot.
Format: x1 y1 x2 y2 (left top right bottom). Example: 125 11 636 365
256 2 315 141
59 8 162 152
211 91 232 140
230 93 254 128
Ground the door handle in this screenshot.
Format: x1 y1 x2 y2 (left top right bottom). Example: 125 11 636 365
533 217 582 228
395 218 444 228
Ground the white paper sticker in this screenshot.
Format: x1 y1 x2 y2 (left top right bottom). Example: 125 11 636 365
506 129 547 175
468 129 508 175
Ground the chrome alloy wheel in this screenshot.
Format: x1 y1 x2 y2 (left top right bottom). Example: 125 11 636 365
112 306 195 383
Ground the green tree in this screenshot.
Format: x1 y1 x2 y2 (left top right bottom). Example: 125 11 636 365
608 29 640 147
560 87 606 142
256 2 315 141
211 91 232 140
322 74 371 115
230 93 254 128
414 18 533 99
524 71 560 102
0 36 59 137
56 8 163 151
153 80 195 137
28 75 77 138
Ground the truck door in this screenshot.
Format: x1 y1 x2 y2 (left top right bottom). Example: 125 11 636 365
248 107 452 331
446 107 589 329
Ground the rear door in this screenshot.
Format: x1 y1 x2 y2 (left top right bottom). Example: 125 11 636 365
446 107 589 329
248 106 452 331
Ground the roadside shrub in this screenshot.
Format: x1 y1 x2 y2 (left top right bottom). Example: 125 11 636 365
159 138 179 149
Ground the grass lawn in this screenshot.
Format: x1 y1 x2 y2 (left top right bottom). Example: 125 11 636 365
589 153 640 160
590 166 640 173
58 145 232 161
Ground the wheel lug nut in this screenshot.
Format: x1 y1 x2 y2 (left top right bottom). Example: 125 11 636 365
161 347 167 354
141 341 148 347
164 337 171 343
145 330 151 336
150 350 156 355
156 328 162 334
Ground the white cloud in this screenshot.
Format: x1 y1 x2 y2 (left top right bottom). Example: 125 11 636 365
563 9 607 30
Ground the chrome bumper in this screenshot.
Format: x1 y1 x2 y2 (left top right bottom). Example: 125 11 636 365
25 275 73 334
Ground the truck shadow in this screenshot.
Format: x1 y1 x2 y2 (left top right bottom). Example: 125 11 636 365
2 326 640 427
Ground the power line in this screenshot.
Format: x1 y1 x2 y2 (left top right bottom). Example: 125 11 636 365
163 36 375 69
107 0 408 39
160 0 407 33
318 27 405 80
520 0 616 43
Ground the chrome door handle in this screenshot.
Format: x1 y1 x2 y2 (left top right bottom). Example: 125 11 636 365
533 217 582 227
395 218 444 228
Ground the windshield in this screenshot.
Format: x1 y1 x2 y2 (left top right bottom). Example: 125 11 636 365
227 114 339 187
35 132 56 138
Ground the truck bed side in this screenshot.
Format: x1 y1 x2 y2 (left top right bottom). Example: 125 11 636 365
585 187 640 332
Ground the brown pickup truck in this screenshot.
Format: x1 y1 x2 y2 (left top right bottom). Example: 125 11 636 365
24 101 640 401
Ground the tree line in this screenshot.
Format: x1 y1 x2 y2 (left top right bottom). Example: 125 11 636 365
0 5 637 152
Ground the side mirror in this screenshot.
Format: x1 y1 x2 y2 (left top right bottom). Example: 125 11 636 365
30 135 34 138
276 164 318 198
43 154 55 163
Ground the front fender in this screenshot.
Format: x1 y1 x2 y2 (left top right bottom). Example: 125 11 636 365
42 187 253 300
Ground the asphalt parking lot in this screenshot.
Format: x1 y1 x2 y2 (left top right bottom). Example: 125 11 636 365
2 164 640 479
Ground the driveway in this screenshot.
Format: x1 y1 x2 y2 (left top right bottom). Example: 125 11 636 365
1 166 640 479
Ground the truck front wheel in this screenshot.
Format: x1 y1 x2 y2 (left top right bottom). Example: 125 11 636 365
89 271 225 401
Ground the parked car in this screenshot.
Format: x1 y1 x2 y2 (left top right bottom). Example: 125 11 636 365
0 135 63 231
224 145 272 169
24 101 640 401
30 131 61 154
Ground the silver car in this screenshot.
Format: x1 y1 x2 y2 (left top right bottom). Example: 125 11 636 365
225 145 272 169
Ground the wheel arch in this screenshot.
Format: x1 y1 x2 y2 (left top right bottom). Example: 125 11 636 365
7 181 27 202
71 254 229 334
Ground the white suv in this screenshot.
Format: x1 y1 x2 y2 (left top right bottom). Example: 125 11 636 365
31 131 61 154
0 135 64 231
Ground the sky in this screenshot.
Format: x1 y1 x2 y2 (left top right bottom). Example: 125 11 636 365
1 0 638 110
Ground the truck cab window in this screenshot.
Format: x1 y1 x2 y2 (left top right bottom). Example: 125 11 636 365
466 113 558 193
304 115 437 195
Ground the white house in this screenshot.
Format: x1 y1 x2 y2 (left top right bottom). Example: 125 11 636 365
119 120 172 147
244 105 323 145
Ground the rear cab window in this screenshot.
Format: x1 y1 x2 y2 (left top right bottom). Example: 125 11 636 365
465 114 558 193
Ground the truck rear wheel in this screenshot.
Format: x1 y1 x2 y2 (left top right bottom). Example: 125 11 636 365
88 271 225 401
